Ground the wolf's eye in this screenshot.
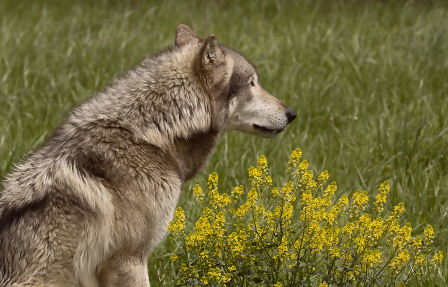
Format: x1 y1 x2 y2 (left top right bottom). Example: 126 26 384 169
250 81 255 87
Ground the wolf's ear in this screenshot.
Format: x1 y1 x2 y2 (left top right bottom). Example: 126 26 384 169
200 34 224 67
175 24 199 48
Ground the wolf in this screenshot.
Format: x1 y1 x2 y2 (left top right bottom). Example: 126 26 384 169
0 24 296 287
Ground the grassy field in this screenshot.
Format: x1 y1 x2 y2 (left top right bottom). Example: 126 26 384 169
1 0 447 285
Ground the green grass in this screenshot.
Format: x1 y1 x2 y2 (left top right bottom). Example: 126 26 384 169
1 0 447 285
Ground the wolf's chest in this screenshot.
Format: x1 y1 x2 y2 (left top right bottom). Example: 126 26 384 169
109 174 182 255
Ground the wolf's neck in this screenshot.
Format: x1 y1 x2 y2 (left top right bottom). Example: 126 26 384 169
172 130 220 183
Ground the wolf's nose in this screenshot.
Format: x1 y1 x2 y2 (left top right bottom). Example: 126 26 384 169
286 108 297 124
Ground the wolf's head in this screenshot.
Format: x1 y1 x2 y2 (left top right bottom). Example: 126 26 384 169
175 25 296 139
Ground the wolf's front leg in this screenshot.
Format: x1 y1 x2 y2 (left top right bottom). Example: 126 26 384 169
98 256 150 287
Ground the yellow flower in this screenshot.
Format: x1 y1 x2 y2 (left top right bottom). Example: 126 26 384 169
300 189 313 205
373 180 389 213
351 189 369 216
169 150 443 287
392 202 405 217
222 273 232 283
416 254 426 265
193 184 204 202
232 201 251 217
273 282 283 287
391 249 410 270
339 195 349 206
207 172 219 192
412 236 422 250
264 175 273 186
210 190 232 209
361 248 382 268
330 246 340 258
248 166 263 187
433 251 443 266
318 170 329 183
287 148 302 173
257 155 268 174
393 222 412 249
424 225 434 245
271 187 279 197
282 203 294 221
228 230 247 255
300 170 316 189
248 188 258 202
275 236 288 259
207 267 221 281
200 250 209 259
212 211 226 236
168 207 185 234
323 181 337 201
201 277 209 285
280 181 294 202
231 185 244 199
342 221 356 236
185 209 215 249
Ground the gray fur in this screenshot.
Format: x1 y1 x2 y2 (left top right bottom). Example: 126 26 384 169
0 25 296 287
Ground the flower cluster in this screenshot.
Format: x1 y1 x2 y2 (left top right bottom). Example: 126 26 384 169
168 149 443 286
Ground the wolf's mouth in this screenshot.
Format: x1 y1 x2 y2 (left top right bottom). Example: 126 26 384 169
253 124 284 134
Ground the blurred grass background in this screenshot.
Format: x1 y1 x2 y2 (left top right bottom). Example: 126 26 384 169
0 0 447 285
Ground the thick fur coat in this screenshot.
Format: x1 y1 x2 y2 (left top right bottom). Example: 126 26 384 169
0 25 296 287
